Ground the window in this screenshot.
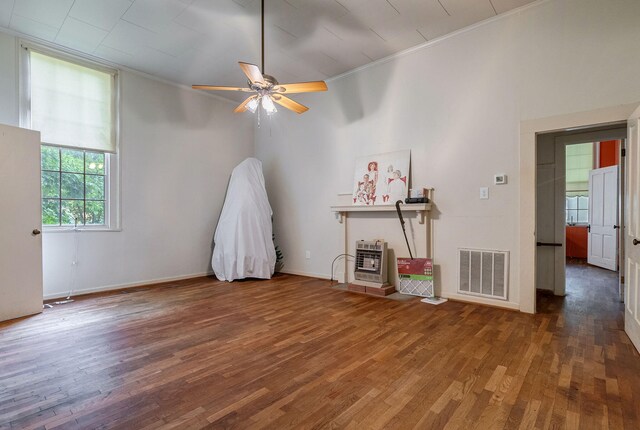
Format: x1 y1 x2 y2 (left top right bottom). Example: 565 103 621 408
566 193 588 225
41 146 107 226
565 142 594 225
21 43 119 230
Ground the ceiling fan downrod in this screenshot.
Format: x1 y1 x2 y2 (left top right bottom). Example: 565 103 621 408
261 0 265 74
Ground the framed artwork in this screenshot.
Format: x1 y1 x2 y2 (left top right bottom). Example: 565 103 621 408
352 150 410 206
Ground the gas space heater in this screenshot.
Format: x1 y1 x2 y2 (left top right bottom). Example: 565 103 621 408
354 240 388 287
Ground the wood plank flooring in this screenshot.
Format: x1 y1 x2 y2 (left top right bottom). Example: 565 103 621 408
0 265 639 429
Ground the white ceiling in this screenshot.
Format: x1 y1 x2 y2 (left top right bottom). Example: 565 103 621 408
0 0 536 94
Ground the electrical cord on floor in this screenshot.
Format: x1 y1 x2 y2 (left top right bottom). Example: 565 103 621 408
330 253 355 283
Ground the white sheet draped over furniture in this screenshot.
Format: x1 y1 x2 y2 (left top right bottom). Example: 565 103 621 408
212 158 276 281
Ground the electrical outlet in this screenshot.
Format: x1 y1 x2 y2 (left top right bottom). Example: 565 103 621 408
305 251 311 259
480 187 489 199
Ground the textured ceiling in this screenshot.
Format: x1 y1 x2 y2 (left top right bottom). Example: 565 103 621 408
0 0 536 93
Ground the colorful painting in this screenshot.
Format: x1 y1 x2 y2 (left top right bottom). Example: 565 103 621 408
352 150 410 206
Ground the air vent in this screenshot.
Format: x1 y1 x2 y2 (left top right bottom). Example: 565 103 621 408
458 248 508 300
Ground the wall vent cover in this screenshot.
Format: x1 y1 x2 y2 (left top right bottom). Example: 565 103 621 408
458 248 508 301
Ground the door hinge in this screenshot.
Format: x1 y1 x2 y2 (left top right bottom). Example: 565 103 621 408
621 148 626 157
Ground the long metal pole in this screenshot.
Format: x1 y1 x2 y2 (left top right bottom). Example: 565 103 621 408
261 0 264 73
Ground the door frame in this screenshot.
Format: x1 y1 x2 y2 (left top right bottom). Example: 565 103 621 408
519 103 638 314
535 129 625 297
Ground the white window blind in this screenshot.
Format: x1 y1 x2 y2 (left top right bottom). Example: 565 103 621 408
565 142 594 192
29 50 116 153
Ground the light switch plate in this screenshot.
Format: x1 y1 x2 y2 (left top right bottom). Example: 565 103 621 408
480 187 489 199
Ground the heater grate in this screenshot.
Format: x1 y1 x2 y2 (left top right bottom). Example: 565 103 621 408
356 250 382 273
354 241 388 284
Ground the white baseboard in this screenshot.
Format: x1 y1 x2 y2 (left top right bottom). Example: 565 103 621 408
43 272 213 300
279 269 331 280
43 270 521 312
279 270 520 310
440 292 520 311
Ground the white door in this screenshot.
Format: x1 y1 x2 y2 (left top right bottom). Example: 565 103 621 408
625 107 640 353
588 166 619 271
0 124 43 322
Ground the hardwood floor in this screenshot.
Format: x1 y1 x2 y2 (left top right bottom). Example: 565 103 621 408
1 269 639 429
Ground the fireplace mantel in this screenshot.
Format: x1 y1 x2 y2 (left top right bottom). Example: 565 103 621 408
330 203 431 224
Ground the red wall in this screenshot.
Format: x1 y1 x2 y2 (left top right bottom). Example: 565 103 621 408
566 226 588 258
565 140 620 258
599 140 619 168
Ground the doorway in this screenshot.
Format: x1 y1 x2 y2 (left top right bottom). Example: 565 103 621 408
535 125 626 308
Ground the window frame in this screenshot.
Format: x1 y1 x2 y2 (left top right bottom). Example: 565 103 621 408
565 193 589 226
41 145 110 227
19 40 121 232
565 141 594 227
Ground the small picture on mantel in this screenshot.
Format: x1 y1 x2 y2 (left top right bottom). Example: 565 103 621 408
352 150 410 206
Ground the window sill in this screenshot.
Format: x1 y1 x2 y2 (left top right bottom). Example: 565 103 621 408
43 227 121 233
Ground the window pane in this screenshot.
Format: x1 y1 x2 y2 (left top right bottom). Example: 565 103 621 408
578 196 589 211
61 149 84 173
42 199 60 225
86 175 104 200
85 201 105 225
61 173 84 199
61 200 84 225
86 152 105 175
567 209 578 224
41 171 60 198
577 209 589 224
566 196 578 210
41 146 59 170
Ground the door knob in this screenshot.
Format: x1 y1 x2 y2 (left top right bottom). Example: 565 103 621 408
613 225 620 229
32 229 41 236
634 238 640 246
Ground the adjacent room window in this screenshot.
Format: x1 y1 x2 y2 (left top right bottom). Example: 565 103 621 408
22 44 119 229
565 142 594 225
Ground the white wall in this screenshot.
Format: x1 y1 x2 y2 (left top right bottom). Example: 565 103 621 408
0 31 255 298
0 32 17 126
256 0 640 309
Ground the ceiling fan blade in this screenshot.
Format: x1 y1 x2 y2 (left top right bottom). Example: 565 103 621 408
234 96 258 113
192 85 253 92
239 62 265 86
274 81 328 94
272 95 309 114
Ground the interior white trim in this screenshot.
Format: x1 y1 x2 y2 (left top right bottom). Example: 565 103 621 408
43 271 214 300
19 41 122 231
441 293 519 311
280 269 331 280
519 102 639 314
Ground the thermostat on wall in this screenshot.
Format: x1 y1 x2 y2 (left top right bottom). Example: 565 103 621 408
494 174 507 185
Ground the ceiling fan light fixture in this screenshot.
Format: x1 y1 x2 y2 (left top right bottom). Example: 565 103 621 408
191 0 326 116
262 95 277 114
246 96 260 113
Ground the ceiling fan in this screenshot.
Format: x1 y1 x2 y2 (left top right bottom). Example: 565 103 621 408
192 0 327 115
